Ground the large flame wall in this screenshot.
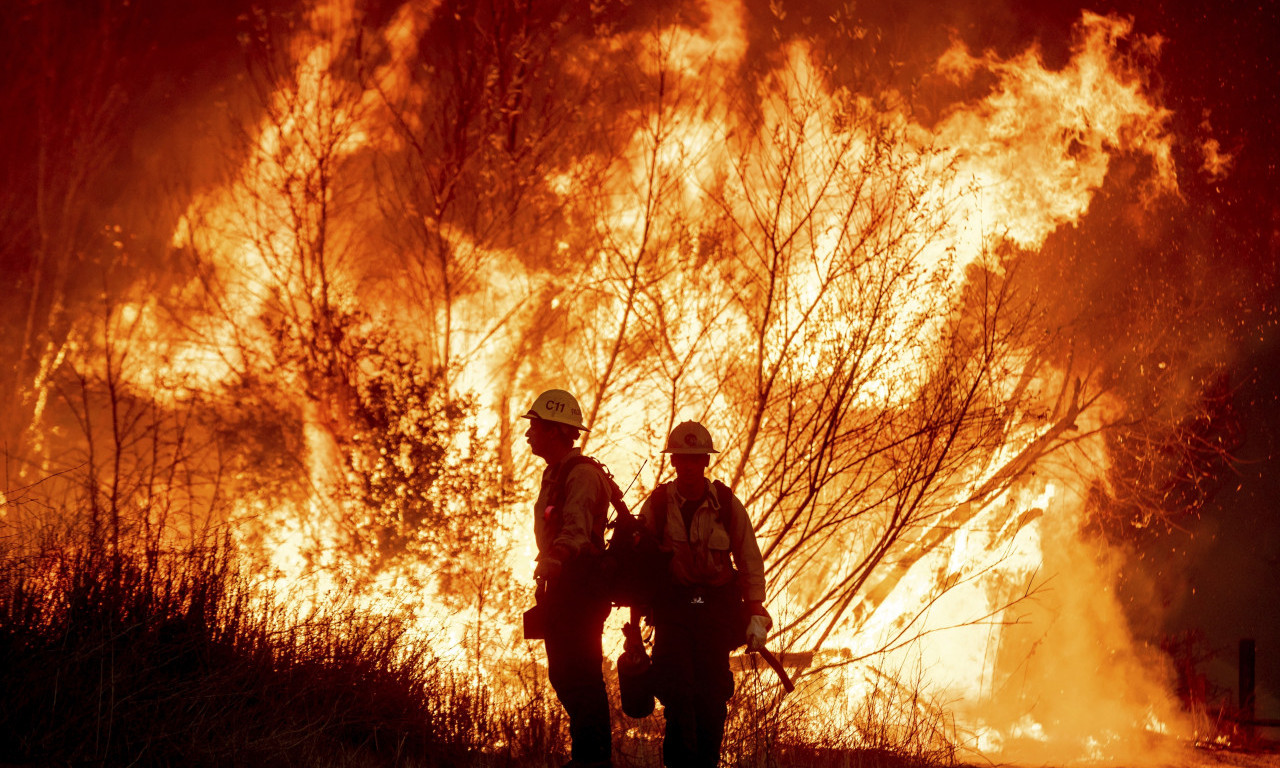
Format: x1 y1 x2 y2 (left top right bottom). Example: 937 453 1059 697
4 0 1273 763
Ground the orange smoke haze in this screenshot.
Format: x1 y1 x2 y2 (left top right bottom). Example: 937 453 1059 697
3 0 1277 763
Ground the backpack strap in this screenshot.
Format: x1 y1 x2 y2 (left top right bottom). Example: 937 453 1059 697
547 455 631 551
650 483 669 539
712 480 736 538
650 479 736 539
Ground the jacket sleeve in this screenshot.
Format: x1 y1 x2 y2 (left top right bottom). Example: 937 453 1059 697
728 494 766 603
551 463 609 559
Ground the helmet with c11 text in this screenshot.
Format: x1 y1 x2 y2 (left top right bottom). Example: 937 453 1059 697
521 389 590 432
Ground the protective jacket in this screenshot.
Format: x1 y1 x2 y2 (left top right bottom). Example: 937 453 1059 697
533 448 610 564
530 447 613 764
638 478 765 603
639 477 766 768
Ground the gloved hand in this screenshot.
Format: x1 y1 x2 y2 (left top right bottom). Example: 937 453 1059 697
534 544 572 581
746 614 770 652
534 557 562 580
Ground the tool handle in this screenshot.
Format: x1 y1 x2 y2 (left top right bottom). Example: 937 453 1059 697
757 647 795 693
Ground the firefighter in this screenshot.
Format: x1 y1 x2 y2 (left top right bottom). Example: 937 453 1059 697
638 421 771 768
522 389 614 768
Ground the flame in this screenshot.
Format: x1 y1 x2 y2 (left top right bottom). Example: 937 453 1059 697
43 0 1224 761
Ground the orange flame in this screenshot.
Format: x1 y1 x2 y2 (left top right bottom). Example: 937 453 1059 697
85 0 1205 761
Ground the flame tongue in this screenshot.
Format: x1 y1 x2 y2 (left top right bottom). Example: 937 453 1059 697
74 0 1206 761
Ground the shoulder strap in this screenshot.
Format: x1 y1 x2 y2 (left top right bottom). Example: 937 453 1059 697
713 480 736 538
549 455 632 539
650 480 734 538
651 483 669 538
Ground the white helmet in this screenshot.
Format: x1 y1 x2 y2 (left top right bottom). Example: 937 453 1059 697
521 389 590 432
663 421 718 454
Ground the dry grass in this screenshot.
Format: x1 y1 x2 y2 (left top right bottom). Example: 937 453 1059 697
719 658 957 768
0 522 959 767
0 526 446 767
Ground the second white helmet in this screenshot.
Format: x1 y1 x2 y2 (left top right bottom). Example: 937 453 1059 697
663 421 718 454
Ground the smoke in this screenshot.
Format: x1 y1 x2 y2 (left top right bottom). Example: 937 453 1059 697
4 0 1276 761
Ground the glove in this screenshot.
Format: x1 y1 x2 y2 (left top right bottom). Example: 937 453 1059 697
746 614 770 652
534 544 572 581
534 557 562 580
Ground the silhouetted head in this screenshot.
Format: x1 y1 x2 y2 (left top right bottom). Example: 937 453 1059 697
663 421 716 485
521 389 587 461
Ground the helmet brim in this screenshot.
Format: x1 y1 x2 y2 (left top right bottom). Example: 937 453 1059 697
521 411 590 433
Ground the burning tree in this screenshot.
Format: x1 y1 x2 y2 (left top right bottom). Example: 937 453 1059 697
1 0 1268 764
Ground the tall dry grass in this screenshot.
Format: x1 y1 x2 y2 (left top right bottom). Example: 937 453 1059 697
0 522 512 767
718 659 958 768
0 518 961 767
